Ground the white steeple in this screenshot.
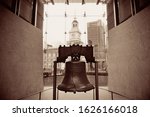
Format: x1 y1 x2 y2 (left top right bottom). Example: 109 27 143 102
67 18 83 45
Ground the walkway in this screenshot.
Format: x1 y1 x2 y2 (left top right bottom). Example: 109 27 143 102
20 75 129 100
22 86 129 100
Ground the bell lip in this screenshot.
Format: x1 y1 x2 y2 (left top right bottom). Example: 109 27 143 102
57 84 76 93
76 85 95 92
57 88 76 93
57 84 95 93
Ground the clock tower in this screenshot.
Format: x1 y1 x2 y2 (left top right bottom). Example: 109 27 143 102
67 18 83 45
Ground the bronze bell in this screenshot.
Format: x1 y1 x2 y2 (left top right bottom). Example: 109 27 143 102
58 61 94 93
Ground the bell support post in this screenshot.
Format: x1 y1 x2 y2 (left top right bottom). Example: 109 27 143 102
53 61 57 100
95 61 99 100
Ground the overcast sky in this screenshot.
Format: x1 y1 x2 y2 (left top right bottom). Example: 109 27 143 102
43 3 106 47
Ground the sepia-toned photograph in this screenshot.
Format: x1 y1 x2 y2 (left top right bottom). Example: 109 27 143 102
0 0 150 100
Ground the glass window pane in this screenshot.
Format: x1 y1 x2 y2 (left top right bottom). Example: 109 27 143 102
107 0 115 30
135 0 150 12
0 0 13 10
19 0 33 23
117 0 132 23
36 0 44 30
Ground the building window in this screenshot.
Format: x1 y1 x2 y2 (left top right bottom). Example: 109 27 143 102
107 0 115 30
18 0 43 29
53 53 55 57
48 53 51 57
1 0 44 29
116 0 132 24
36 0 43 30
19 0 33 23
135 0 150 13
0 0 12 9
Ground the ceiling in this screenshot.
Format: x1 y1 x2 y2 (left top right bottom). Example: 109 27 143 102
40 0 108 4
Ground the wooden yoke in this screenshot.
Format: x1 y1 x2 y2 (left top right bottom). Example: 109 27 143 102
57 44 95 62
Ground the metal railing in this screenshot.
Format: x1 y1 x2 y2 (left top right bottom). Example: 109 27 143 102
19 87 132 100
99 87 133 100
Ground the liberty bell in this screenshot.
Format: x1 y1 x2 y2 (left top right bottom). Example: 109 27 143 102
57 45 94 93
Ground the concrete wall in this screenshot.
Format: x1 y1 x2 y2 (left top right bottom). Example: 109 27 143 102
108 6 150 99
0 5 43 99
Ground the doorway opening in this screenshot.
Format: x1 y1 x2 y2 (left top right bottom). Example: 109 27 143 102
42 2 108 87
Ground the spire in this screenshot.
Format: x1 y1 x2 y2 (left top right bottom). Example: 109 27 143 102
67 18 82 45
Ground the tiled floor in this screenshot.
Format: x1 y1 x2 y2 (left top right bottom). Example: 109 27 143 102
23 86 128 100
41 86 111 100
22 75 129 100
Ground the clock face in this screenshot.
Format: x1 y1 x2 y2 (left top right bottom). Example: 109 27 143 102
70 33 80 38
